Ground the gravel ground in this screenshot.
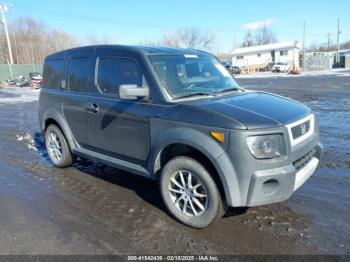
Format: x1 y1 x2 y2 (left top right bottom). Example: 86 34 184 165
0 75 349 255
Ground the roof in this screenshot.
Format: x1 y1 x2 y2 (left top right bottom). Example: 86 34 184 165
45 45 212 60
306 49 350 56
232 41 299 55
339 49 350 55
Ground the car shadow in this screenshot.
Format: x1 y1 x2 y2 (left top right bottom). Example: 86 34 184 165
34 131 248 219
75 157 167 212
34 131 166 211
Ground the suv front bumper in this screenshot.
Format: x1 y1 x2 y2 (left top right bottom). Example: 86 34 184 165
245 143 322 206
218 116 322 207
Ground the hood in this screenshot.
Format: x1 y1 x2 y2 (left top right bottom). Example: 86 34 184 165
192 91 311 129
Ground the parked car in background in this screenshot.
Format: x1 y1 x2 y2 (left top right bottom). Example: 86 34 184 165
272 63 289 73
222 62 241 75
29 72 43 89
39 45 322 228
230 65 241 75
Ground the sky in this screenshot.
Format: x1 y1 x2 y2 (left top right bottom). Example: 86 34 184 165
4 0 350 52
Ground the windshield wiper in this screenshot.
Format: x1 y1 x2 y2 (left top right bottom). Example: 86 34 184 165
175 92 213 100
216 87 243 94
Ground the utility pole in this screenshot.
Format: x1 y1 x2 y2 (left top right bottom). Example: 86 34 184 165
336 18 341 67
327 33 330 54
327 33 331 71
303 21 306 72
0 3 13 64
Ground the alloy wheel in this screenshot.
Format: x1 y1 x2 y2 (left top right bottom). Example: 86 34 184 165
168 170 209 217
47 131 62 161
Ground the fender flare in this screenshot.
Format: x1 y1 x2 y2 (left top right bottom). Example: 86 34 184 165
41 108 77 151
149 127 242 206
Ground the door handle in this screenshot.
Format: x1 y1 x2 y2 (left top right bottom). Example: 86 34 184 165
87 103 99 113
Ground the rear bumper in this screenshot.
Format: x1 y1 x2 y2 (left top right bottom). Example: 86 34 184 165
245 143 322 206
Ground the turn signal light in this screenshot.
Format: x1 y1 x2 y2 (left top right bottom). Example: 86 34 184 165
210 131 224 143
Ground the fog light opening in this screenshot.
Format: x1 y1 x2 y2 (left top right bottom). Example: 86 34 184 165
262 179 279 195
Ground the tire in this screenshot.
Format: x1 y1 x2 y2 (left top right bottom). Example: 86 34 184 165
160 156 224 228
45 124 74 168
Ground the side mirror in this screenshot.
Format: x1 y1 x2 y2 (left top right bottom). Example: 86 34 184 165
119 84 149 100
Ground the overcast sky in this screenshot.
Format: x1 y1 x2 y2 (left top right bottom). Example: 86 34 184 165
5 0 350 52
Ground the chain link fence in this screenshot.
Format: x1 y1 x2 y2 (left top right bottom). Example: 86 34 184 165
304 52 334 72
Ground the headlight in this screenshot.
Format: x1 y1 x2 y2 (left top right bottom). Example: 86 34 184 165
247 134 283 159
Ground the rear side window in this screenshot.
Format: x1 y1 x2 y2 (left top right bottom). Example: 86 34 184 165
68 58 90 92
42 59 65 89
96 58 143 96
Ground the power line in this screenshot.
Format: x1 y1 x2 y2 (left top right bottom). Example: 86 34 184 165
5 2 350 46
9 3 167 29
10 3 239 31
12 4 349 38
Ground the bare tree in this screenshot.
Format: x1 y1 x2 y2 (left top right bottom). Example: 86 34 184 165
137 39 162 47
340 41 350 50
0 17 78 64
0 17 118 64
242 30 254 47
308 40 350 52
162 31 182 48
162 27 215 51
242 26 277 47
254 26 277 45
83 33 115 46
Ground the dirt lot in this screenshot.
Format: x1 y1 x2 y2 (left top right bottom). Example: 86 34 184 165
0 75 349 255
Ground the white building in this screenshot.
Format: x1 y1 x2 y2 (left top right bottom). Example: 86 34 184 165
232 41 300 71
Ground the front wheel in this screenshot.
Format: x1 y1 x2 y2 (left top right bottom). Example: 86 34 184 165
160 156 224 228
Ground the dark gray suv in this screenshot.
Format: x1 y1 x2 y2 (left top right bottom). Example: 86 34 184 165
39 45 322 228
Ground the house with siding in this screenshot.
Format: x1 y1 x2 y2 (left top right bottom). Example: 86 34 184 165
232 41 300 71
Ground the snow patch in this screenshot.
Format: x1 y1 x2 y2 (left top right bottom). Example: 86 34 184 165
0 87 39 105
16 133 38 152
236 71 350 79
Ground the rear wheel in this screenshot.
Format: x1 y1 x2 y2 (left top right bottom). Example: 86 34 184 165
160 156 224 228
45 124 74 168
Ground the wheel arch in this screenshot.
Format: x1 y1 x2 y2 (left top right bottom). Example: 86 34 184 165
149 127 242 206
41 109 77 151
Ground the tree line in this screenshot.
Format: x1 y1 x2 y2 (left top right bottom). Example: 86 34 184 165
241 26 277 47
0 17 218 64
0 17 76 64
0 16 348 64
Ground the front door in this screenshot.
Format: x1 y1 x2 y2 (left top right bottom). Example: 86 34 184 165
87 55 153 163
271 51 275 63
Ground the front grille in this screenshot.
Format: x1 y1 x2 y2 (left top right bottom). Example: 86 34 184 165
293 149 316 171
291 120 311 139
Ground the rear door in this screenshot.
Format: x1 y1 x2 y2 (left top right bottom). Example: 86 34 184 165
61 50 95 148
87 52 155 163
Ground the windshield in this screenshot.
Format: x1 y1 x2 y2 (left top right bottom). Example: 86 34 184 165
149 55 241 100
